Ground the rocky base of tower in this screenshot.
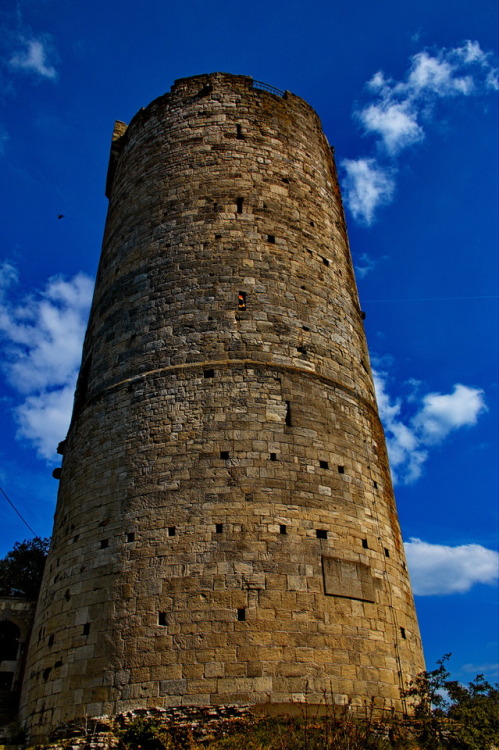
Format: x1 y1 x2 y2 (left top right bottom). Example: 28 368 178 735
25 705 255 749
21 701 417 750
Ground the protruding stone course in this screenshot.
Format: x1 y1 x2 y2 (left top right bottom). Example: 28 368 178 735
19 73 424 742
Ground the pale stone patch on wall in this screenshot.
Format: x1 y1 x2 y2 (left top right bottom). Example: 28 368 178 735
322 557 378 603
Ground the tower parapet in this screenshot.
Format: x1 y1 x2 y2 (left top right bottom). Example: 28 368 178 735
20 73 424 741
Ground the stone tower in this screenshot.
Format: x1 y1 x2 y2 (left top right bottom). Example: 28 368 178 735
20 73 424 740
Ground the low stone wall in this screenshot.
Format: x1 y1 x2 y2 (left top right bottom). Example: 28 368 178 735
39 705 255 749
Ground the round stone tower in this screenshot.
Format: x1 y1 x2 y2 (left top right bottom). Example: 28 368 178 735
20 73 424 740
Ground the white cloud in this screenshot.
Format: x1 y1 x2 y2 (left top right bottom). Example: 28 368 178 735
413 384 487 443
374 370 426 483
359 102 423 155
407 51 473 97
0 265 93 460
341 158 395 225
0 273 93 393
404 538 499 595
360 41 498 155
15 385 76 460
9 38 57 80
342 41 498 222
373 370 486 484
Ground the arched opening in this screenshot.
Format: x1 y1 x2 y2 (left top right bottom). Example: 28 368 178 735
0 621 20 662
0 621 20 696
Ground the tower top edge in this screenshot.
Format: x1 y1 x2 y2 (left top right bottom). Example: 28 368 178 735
172 72 255 89
122 72 320 133
105 72 327 198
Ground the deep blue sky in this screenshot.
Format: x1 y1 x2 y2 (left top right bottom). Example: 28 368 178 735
0 0 497 686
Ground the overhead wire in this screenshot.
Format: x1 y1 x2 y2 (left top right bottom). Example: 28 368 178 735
0 485 38 538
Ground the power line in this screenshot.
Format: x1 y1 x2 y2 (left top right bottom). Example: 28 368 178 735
0 485 38 538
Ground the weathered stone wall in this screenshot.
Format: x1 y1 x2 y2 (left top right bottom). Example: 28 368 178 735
20 73 424 741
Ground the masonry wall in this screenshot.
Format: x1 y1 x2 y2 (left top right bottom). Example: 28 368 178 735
20 73 424 741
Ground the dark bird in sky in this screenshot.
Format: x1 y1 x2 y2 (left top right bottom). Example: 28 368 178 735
57 214 64 219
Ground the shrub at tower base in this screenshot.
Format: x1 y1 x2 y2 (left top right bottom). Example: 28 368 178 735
18 73 425 742
113 668 499 750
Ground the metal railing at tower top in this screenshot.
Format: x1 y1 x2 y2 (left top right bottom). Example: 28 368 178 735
252 79 285 97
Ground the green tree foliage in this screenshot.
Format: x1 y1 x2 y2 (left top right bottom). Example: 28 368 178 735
403 654 499 749
446 674 499 749
0 537 50 599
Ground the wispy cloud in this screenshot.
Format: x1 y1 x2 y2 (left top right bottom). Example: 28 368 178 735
374 369 487 484
460 661 499 677
342 159 395 226
0 263 93 459
9 37 57 80
0 261 18 290
353 251 389 279
359 97 423 156
0 126 9 155
342 41 498 224
404 538 499 595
